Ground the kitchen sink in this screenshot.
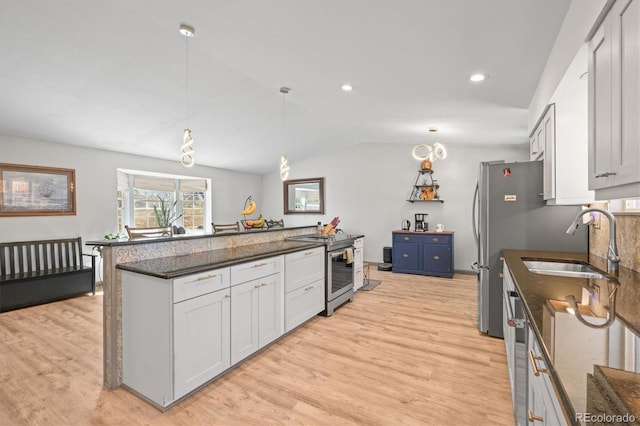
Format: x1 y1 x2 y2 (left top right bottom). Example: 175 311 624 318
522 259 606 279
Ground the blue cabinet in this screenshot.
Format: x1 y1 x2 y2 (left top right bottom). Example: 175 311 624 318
392 231 454 278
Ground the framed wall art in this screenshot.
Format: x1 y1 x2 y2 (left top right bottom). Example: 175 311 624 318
0 163 76 216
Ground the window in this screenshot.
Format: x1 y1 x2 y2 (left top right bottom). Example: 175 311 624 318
117 169 210 233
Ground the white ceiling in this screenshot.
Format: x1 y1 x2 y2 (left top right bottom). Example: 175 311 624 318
0 0 572 174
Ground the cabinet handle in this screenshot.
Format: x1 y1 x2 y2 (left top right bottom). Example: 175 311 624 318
432 238 438 242
528 350 548 376
196 273 217 281
224 294 231 298
254 284 261 289
403 254 409 258
304 251 316 255
498 272 504 279
253 262 269 268
595 172 617 178
305 286 313 291
527 410 543 422
433 256 440 260
261 283 268 287
403 236 410 241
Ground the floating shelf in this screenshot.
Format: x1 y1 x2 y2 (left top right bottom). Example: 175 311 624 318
407 169 443 203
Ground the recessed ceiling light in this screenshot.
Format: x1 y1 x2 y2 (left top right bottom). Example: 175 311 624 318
341 84 353 92
470 73 488 82
179 24 195 38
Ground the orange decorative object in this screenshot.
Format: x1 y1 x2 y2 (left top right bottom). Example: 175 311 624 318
421 159 432 170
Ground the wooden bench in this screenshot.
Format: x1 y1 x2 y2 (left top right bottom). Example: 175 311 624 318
0 237 96 312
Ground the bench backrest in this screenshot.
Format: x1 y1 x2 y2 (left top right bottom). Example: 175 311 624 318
0 237 84 276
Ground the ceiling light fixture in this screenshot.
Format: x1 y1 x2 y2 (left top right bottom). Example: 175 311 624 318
412 127 447 161
279 87 291 181
180 24 195 168
341 84 353 92
470 73 488 82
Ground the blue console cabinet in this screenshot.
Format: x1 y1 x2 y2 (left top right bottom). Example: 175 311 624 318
392 231 454 278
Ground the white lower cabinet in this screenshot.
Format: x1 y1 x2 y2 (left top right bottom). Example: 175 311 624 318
284 247 325 332
527 324 566 425
174 288 230 399
353 238 364 291
122 248 325 408
122 267 231 408
230 272 283 364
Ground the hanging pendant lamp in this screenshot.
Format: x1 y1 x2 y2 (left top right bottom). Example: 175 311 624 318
279 86 291 181
180 24 195 167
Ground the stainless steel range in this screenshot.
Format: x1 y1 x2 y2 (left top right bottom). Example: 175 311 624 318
286 233 357 316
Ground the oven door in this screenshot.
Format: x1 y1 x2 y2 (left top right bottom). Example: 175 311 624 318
328 249 354 301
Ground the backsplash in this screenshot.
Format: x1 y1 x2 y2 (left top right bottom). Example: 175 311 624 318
590 212 640 273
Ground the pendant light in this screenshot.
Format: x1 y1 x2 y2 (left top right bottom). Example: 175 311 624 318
179 24 195 167
279 86 291 181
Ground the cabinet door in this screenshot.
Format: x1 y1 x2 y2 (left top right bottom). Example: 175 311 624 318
422 244 451 274
542 105 556 200
611 0 640 186
174 289 231 399
285 247 324 293
392 243 419 271
285 278 325 332
231 280 259 364
353 246 364 291
258 273 283 347
589 18 614 190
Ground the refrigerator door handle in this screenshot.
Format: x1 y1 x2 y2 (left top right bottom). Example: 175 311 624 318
472 181 479 249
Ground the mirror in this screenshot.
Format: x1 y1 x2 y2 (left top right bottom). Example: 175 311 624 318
283 177 324 214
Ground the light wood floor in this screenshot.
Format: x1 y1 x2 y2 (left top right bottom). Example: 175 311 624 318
0 268 514 426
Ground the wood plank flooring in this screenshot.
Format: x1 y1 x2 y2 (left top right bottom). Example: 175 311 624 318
0 268 514 425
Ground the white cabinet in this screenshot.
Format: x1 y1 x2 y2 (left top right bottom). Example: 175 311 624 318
284 247 325 331
121 266 231 408
230 257 283 364
589 0 640 198
530 122 544 161
174 288 230 399
353 238 364 291
527 324 567 425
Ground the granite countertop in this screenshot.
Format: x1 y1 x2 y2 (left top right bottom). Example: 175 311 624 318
502 249 640 424
116 240 324 279
87 225 315 247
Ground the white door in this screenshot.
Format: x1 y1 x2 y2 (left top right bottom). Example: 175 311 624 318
173 289 231 399
258 273 283 347
231 279 260 364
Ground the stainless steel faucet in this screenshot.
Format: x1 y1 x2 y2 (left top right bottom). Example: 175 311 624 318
566 208 619 276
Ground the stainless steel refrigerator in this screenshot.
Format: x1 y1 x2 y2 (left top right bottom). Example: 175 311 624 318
472 161 588 338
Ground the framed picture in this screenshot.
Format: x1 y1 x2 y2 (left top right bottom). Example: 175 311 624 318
0 163 76 216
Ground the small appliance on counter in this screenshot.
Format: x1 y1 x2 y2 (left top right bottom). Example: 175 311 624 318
414 213 428 231
401 220 411 231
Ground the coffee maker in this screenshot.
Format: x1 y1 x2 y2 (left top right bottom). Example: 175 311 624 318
414 213 428 232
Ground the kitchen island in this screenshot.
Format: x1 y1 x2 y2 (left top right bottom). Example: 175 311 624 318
502 249 640 425
87 226 322 390
116 238 326 409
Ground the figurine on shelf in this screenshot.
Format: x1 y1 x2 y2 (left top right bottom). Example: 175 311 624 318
421 159 432 170
421 186 435 200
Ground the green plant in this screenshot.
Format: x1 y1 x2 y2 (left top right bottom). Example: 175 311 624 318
153 195 184 227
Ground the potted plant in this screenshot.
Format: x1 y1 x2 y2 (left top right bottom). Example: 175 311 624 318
153 195 184 227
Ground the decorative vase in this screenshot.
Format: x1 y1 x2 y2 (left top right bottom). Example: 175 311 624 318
421 159 432 170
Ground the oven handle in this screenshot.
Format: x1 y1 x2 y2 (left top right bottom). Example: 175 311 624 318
504 290 525 328
329 247 352 259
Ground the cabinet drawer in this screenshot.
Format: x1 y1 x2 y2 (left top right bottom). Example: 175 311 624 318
285 278 324 332
231 256 283 286
173 267 231 303
285 247 325 293
425 234 451 245
393 233 429 244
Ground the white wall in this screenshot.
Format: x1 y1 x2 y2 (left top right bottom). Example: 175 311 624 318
261 143 529 271
0 134 262 244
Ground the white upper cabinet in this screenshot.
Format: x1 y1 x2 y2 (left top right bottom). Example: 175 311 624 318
544 44 594 205
589 0 640 199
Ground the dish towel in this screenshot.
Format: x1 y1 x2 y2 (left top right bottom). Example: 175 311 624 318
344 247 354 265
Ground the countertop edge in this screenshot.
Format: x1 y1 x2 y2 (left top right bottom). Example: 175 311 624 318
116 241 325 279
